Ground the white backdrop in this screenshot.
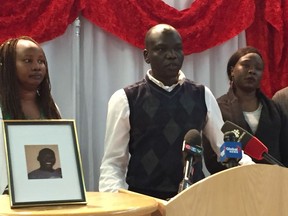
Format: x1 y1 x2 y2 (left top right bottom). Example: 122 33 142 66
41 0 246 191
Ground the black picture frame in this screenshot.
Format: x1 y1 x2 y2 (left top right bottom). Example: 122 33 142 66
3 120 87 208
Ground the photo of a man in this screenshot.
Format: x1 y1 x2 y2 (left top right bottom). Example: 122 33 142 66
26 146 62 180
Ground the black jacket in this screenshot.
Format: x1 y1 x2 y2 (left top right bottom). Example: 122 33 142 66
203 87 288 174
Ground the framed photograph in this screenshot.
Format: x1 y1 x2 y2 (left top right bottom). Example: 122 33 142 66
3 120 87 208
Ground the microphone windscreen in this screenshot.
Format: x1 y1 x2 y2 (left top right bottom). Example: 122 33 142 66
221 121 253 147
184 129 201 146
182 129 202 155
243 136 268 160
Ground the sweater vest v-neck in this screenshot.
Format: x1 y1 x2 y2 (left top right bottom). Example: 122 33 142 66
124 76 207 194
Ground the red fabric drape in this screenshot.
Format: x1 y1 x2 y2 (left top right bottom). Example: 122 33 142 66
246 0 288 97
0 0 287 96
82 0 255 54
0 0 84 44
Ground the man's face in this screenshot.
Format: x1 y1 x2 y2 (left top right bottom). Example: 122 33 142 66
38 150 56 171
144 27 184 86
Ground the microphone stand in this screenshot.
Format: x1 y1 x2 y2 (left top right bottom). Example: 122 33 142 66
178 158 192 193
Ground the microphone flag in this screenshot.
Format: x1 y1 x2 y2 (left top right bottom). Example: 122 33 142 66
220 141 242 163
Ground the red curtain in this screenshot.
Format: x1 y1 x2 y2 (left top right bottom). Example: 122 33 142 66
0 0 84 44
82 0 254 54
246 0 288 97
0 0 287 96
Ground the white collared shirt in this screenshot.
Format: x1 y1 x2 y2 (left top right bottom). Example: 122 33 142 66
147 69 185 92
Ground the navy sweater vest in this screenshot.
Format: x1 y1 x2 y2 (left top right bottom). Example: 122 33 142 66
124 76 207 195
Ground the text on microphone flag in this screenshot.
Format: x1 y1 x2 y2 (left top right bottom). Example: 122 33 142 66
220 142 242 162
184 143 202 154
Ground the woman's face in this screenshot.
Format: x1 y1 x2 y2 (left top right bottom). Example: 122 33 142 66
15 39 47 90
231 53 264 92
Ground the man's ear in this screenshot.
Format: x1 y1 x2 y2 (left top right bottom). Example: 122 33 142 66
143 49 150 63
230 66 234 78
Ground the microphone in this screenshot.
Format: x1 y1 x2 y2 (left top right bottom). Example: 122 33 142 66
221 121 284 167
178 129 202 193
243 136 284 166
220 131 242 168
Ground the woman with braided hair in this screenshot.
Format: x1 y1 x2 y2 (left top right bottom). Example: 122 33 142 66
0 36 61 194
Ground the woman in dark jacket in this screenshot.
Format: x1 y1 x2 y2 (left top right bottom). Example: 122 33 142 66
203 46 288 174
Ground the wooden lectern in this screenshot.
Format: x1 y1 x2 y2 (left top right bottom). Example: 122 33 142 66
120 164 288 216
2 164 287 215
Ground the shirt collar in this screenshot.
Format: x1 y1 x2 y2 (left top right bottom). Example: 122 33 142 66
146 69 185 92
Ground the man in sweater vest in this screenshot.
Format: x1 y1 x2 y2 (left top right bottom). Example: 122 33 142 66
99 24 249 200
